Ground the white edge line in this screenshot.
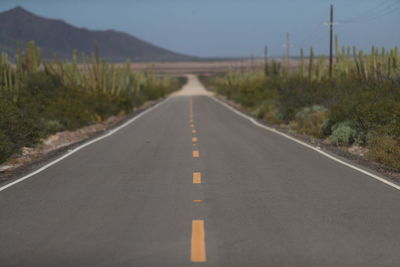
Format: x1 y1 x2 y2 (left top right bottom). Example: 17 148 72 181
0 98 170 193
210 96 400 191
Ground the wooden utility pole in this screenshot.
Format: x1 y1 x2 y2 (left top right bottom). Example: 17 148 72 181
329 4 334 78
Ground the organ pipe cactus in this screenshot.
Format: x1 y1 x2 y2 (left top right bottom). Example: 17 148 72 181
299 48 305 78
308 47 314 80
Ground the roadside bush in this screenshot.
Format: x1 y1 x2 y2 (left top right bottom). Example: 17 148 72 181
0 98 40 148
320 119 334 136
39 120 66 135
252 100 282 123
203 44 400 170
290 105 328 137
0 130 14 163
276 77 316 121
328 121 358 146
0 43 185 165
367 135 400 170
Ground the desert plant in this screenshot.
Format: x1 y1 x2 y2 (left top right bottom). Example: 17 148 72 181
367 135 400 170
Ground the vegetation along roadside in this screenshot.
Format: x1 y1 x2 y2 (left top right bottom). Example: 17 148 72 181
200 38 400 175
0 41 186 171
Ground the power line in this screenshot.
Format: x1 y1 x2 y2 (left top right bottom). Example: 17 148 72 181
352 3 400 22
341 0 400 23
295 1 398 53
340 0 366 9
344 0 393 21
296 23 325 48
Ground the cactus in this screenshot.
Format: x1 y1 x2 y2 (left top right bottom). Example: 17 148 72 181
358 50 367 80
335 34 340 64
299 48 305 78
308 47 314 80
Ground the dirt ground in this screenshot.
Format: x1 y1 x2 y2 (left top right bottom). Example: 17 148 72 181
129 59 266 74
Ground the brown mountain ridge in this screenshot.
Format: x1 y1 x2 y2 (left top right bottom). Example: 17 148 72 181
0 6 196 61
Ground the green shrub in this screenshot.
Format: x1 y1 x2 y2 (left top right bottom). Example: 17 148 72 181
328 121 358 145
0 130 14 163
0 98 40 148
0 43 185 164
295 105 328 120
39 120 66 135
290 105 328 137
204 44 399 169
320 119 334 136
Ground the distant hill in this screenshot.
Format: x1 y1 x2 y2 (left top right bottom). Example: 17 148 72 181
0 6 196 62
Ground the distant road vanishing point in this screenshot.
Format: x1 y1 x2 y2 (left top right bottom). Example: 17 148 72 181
1 75 400 267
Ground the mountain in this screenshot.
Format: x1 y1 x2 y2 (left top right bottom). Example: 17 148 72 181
0 6 195 61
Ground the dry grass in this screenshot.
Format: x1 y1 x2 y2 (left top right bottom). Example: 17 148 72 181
367 136 400 170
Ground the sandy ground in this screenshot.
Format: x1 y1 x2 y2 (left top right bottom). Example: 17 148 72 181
131 60 267 74
171 74 213 96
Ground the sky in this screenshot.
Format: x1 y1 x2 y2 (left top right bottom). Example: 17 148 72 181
0 0 399 58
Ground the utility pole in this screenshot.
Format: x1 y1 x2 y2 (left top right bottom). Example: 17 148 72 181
329 4 334 78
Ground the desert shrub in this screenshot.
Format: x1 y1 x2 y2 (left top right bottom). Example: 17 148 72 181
0 98 40 148
0 130 14 163
328 121 358 146
320 119 334 136
275 77 318 121
367 135 400 170
0 44 185 164
204 45 399 170
328 79 400 136
290 105 328 137
39 120 65 135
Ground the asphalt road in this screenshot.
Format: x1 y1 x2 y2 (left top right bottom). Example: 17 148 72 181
1 75 400 267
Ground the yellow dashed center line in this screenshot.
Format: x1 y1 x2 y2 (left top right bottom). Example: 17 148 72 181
189 97 206 263
191 220 207 262
193 172 202 184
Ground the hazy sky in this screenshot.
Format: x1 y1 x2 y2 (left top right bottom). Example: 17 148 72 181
0 0 399 58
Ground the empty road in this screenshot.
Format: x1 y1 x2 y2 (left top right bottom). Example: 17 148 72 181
1 75 400 267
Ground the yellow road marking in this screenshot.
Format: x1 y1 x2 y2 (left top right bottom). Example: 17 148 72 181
193 200 202 203
191 220 206 262
189 98 194 116
190 124 195 128
192 137 198 142
193 150 199 158
193 172 201 184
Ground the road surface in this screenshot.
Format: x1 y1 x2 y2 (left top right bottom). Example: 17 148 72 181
1 75 400 267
